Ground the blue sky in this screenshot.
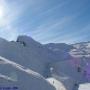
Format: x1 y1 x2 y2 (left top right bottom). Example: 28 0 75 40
0 0 90 44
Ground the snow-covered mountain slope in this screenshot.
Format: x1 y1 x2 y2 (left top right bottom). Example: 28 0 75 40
44 43 73 60
0 36 56 77
0 36 75 78
47 77 66 90
44 41 90 90
0 56 55 90
50 61 89 90
51 61 87 83
44 42 90 58
44 43 73 52
70 42 90 58
0 35 90 90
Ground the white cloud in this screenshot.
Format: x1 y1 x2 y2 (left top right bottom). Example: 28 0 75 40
28 15 78 42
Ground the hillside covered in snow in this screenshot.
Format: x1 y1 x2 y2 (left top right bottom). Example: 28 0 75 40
0 35 90 90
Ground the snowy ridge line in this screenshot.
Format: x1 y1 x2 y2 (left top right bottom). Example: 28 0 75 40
0 56 44 79
0 73 16 82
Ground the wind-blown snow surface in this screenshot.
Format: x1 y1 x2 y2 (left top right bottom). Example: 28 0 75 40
0 35 90 90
